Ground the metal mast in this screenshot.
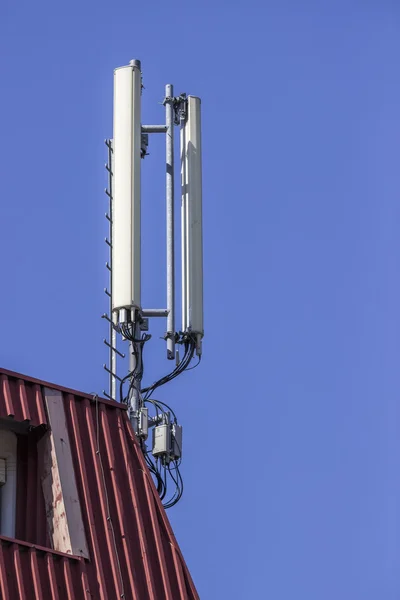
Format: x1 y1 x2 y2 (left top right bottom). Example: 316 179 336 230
102 59 204 508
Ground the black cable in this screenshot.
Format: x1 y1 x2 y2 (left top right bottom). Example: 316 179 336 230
144 398 178 423
185 355 201 371
145 453 165 497
119 331 151 404
141 336 196 401
144 398 161 423
158 459 167 501
121 331 197 509
163 461 183 509
144 400 184 508
142 338 194 397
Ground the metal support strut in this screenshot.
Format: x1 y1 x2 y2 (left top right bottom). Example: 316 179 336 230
142 125 168 134
165 85 175 360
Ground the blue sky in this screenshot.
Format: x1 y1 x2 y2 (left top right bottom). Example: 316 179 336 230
1 1 399 598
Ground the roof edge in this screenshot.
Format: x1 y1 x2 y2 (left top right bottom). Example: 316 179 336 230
0 367 126 410
0 534 83 560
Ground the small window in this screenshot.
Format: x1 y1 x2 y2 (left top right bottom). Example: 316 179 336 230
0 429 17 538
0 390 89 557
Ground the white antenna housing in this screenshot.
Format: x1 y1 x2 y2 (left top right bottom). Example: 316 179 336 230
112 61 142 319
181 96 203 353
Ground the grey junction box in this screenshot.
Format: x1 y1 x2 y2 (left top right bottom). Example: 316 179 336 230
152 424 169 457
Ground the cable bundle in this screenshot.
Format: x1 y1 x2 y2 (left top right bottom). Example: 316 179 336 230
141 333 197 401
141 397 183 509
120 328 200 508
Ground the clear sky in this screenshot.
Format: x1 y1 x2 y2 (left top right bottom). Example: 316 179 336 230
1 1 399 598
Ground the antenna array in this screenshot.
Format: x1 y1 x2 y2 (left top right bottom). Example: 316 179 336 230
102 60 203 508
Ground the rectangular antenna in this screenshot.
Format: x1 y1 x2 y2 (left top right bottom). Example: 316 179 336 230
181 96 203 354
112 61 142 317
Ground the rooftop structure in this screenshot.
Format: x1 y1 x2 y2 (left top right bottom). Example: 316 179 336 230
0 367 199 599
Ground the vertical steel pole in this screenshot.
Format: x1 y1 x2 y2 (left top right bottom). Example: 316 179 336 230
129 319 141 436
165 84 175 360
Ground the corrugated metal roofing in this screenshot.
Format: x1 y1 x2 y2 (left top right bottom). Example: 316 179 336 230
0 367 199 600
0 372 47 428
0 537 89 600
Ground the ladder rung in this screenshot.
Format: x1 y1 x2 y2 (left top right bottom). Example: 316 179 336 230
103 339 125 358
103 364 122 381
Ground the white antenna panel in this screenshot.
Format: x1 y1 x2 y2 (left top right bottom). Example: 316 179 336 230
112 62 142 316
181 96 203 350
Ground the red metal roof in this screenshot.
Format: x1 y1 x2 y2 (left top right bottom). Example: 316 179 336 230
0 372 47 428
0 537 90 600
0 367 199 600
